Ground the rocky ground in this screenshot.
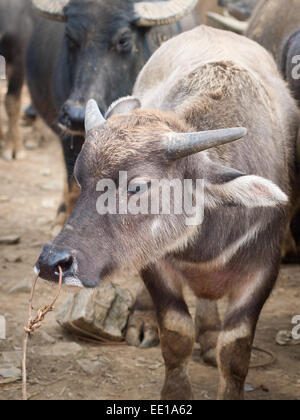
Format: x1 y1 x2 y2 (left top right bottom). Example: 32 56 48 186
0 86 300 400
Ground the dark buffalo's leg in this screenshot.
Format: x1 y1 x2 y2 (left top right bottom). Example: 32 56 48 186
217 263 280 400
54 134 84 231
195 298 221 367
2 56 24 160
22 103 37 126
141 262 195 400
0 93 3 141
3 94 22 160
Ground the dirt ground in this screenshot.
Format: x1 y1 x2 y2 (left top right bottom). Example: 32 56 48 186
0 86 300 401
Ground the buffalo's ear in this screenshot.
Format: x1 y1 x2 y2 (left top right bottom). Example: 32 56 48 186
31 0 69 22
204 165 288 209
105 97 141 119
204 163 245 185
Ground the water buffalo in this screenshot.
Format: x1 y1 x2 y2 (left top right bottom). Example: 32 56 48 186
36 26 299 400
246 0 300 104
208 0 300 259
26 0 200 224
245 0 300 258
0 0 33 160
208 0 300 96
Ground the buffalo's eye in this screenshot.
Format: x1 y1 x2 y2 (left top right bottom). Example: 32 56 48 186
128 179 151 196
114 30 133 54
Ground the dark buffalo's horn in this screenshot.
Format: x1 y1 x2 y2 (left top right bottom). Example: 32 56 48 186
31 0 69 22
134 0 198 27
85 100 106 133
163 127 247 160
206 12 249 34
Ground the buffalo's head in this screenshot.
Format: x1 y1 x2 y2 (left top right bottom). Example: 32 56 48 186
31 0 198 134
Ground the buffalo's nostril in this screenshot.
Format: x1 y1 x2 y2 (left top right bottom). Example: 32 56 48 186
54 255 74 276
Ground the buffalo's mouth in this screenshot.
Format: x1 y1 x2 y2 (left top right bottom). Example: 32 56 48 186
34 261 84 289
57 122 85 136
34 262 84 288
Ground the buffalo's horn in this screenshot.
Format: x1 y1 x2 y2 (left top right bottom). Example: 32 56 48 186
164 127 247 160
206 12 249 34
31 0 69 22
85 100 106 133
134 0 198 27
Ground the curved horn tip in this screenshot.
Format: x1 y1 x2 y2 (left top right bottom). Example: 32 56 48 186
164 126 248 160
31 0 69 22
134 0 198 27
231 127 248 138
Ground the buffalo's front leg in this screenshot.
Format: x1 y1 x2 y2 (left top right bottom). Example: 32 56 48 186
1 56 24 160
2 93 22 160
0 94 3 141
217 265 279 400
195 298 221 367
142 262 195 400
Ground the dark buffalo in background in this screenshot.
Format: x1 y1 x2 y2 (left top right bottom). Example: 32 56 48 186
207 0 300 259
206 0 300 104
0 0 33 160
26 0 201 224
246 0 300 258
247 0 300 104
218 0 258 19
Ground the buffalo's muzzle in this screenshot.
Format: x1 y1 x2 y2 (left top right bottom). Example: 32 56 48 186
58 103 85 133
35 243 75 283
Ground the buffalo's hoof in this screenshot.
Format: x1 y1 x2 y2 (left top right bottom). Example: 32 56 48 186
126 309 159 348
1 148 14 161
1 147 26 161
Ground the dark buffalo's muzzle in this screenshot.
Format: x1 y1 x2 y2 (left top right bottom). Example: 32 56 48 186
58 102 86 133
